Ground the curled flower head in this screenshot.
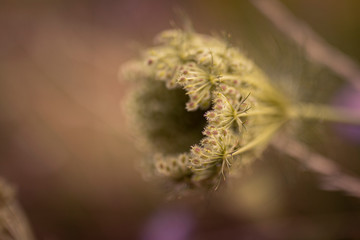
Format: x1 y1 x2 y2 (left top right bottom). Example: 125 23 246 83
122 27 290 192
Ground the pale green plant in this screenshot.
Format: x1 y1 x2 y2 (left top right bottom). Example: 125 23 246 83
122 26 360 193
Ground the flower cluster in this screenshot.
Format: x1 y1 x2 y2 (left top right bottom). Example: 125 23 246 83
205 92 251 131
122 28 288 191
190 127 239 183
155 153 191 179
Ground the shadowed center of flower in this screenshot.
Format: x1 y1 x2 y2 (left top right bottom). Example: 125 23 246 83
136 80 207 154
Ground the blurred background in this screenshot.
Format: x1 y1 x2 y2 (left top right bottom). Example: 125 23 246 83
0 0 360 239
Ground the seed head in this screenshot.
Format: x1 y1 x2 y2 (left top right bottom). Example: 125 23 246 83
122 27 289 192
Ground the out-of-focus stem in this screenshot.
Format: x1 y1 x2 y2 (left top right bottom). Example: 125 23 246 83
272 134 360 198
0 179 35 240
250 0 360 91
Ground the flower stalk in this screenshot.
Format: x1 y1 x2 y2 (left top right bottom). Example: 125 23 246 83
122 27 360 193
289 103 360 125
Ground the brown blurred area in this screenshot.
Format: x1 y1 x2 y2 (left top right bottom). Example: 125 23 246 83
0 1 169 239
0 0 360 239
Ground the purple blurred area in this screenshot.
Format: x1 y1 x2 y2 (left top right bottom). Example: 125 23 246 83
0 0 360 239
333 86 360 143
141 207 194 240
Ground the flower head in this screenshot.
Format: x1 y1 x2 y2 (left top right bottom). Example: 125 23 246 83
122 27 289 192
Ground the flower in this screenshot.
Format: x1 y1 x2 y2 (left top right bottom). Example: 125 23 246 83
122 27 289 191
204 92 251 132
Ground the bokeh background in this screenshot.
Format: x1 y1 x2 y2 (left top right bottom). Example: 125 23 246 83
1 0 360 239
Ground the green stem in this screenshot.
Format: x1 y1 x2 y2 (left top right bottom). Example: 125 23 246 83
231 103 360 157
232 122 282 156
289 103 360 125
